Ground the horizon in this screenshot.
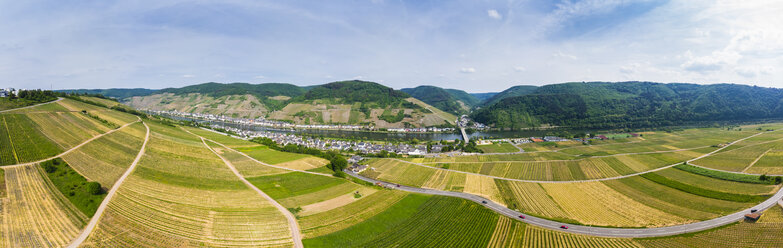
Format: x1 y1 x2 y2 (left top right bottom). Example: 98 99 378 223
2 1 781 92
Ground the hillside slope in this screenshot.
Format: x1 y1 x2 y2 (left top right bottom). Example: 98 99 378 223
481 85 538 106
472 81 783 129
401 85 480 115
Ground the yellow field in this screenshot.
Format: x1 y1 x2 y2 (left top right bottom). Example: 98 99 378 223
541 182 686 227
500 181 570 220
275 157 330 171
57 99 139 126
27 112 111 149
1 165 87 247
463 174 505 206
520 225 643 248
209 145 289 178
80 123 294 247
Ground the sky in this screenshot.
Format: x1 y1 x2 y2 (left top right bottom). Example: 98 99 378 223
1 0 781 93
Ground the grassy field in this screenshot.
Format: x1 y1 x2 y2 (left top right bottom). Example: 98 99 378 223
183 126 258 147
57 98 139 125
81 122 294 247
748 150 783 174
207 142 290 177
247 171 347 199
26 111 111 149
40 158 108 216
479 142 520 153
236 145 312 165
2 164 88 247
62 122 146 187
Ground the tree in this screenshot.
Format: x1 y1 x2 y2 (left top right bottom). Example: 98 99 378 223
87 182 103 195
775 176 782 185
760 174 768 181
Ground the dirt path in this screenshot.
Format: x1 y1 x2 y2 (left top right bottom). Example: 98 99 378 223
200 137 304 248
742 148 773 173
0 97 62 113
0 118 141 169
66 121 150 248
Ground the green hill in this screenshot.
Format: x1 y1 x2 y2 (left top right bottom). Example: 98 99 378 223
401 85 480 115
471 81 783 129
481 85 538 106
57 88 158 99
298 80 409 107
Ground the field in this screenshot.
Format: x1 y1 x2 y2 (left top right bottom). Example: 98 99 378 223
636 206 783 247
247 172 348 199
235 145 313 165
0 114 62 165
479 142 520 153
182 126 258 147
62 122 146 187
207 143 290 177
57 98 139 126
126 93 269 119
40 158 108 216
80 122 294 247
25 111 111 149
748 150 783 174
691 131 783 172
1 164 88 247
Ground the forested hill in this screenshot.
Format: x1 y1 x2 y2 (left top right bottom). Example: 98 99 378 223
481 85 538 106
297 80 410 106
401 85 480 115
57 88 158 99
471 82 783 129
160 82 306 98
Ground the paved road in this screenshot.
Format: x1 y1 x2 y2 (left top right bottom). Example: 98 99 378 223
0 118 141 169
67 121 150 248
200 137 304 248
347 170 783 238
0 97 62 113
391 129 773 183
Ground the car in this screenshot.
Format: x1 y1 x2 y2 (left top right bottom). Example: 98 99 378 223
396 184 401 187
751 209 758 213
481 200 487 204
560 225 568 229
518 215 525 219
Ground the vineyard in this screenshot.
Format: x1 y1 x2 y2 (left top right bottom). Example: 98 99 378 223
235 145 313 165
207 143 289 177
57 98 139 125
183 126 258 147
478 142 520 153
62 122 146 187
1 164 87 247
0 114 62 165
81 124 294 247
25 111 109 149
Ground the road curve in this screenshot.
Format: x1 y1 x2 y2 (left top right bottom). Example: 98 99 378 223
0 118 141 169
0 97 63 113
200 137 304 248
346 169 783 238
391 129 774 184
67 121 150 248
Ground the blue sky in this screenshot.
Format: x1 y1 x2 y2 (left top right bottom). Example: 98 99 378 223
1 0 781 92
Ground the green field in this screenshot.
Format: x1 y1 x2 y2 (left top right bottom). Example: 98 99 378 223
0 114 62 165
247 172 347 199
236 145 311 164
40 158 107 216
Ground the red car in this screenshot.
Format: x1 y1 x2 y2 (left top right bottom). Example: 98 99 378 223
560 225 568 229
518 215 525 219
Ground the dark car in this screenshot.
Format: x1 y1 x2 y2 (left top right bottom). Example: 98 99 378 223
518 215 525 219
560 225 568 229
396 184 401 187
481 200 487 204
751 209 758 213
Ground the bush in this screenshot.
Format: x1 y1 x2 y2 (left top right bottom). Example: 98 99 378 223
87 182 103 195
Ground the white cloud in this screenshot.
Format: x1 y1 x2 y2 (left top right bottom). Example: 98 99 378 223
487 9 502 20
735 66 773 78
460 67 476 73
254 75 266 79
352 75 364 80
514 66 526 72
553 51 577 60
182 74 195 78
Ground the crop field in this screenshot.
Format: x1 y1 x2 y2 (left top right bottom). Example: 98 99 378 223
747 150 783 174
636 206 783 248
57 98 139 125
235 145 312 165
62 122 146 187
421 169 466 191
0 114 62 165
299 190 408 238
1 164 88 247
182 126 257 147
652 168 778 195
479 142 520 153
692 138 783 172
81 124 294 247
519 225 643 248
25 111 110 149
495 180 571 220
4 101 70 113
464 173 505 205
206 143 289 177
361 159 435 187
78 96 121 107
275 157 330 171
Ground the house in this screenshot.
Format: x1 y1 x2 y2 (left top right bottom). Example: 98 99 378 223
597 135 608 140
408 149 425 156
745 213 761 221
348 155 364 164
630 133 639 137
431 145 446 153
350 163 368 173
530 138 544 143
0 90 7 97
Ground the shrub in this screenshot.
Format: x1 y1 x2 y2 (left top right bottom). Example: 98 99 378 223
87 182 103 195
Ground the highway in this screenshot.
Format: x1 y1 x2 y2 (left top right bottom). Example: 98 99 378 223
346 170 783 238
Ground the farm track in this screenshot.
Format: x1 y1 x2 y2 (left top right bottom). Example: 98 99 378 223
197 136 304 248
0 117 141 169
392 129 776 183
0 97 63 113
66 121 150 248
